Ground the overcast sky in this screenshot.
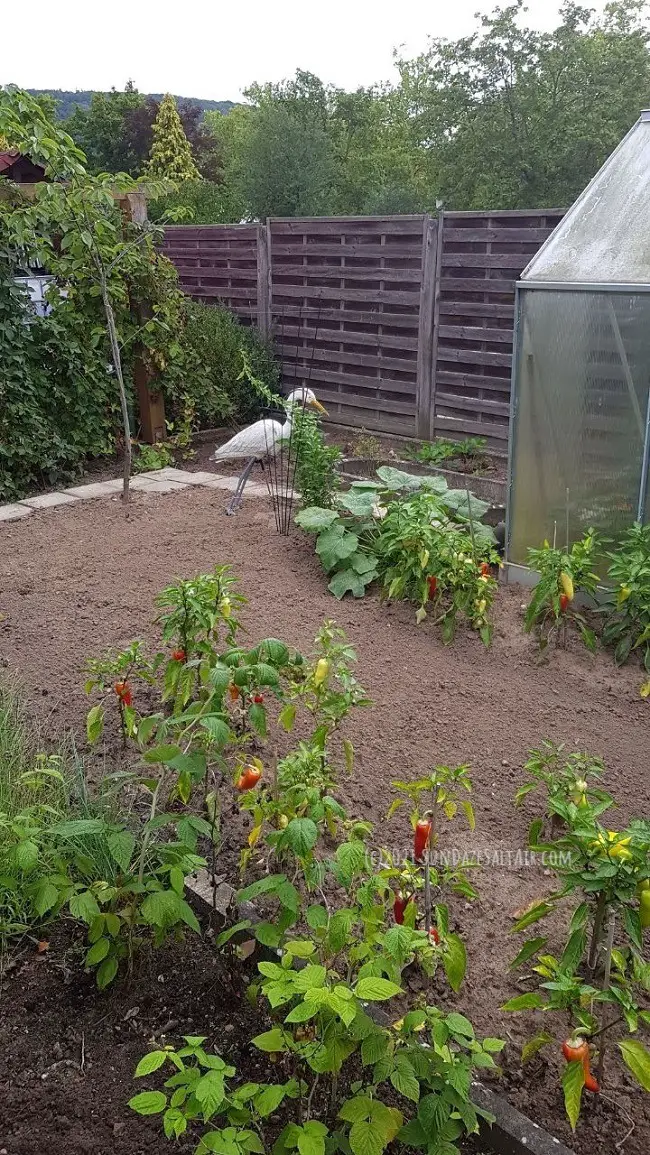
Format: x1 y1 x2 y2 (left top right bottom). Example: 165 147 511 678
5 0 590 101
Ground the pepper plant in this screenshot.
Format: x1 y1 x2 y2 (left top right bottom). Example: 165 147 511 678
505 782 650 1128
600 523 650 675
514 741 613 832
524 530 600 650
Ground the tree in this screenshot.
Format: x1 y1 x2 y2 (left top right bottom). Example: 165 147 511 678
236 103 335 219
395 0 650 209
65 83 145 175
146 94 200 180
0 86 183 504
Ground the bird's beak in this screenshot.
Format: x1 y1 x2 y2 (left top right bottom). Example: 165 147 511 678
310 397 328 415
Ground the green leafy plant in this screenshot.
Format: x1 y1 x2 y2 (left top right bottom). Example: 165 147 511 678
129 1035 298 1149
524 530 600 650
514 741 613 830
406 436 487 472
133 441 174 473
295 465 498 619
292 407 341 510
505 771 650 1128
601 523 650 672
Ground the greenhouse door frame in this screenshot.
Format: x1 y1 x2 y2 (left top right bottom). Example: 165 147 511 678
506 280 650 574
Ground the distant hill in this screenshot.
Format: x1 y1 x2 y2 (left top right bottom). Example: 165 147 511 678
26 89 236 119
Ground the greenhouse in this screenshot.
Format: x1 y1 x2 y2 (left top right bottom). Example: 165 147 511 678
507 110 650 568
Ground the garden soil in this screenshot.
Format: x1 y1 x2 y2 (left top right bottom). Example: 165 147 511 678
1 486 649 1155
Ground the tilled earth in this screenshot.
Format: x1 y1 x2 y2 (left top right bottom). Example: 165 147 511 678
1 485 649 1154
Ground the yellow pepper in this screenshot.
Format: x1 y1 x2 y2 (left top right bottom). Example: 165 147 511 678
560 572 574 601
618 585 632 604
590 830 633 860
220 596 232 619
314 658 330 687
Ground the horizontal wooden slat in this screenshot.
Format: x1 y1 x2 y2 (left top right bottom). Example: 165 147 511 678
440 276 517 295
437 346 512 369
271 243 423 259
272 283 420 305
282 364 417 396
271 306 419 328
438 324 513 344
435 370 512 394
272 264 421 282
273 324 419 351
436 392 511 418
443 227 559 244
441 251 541 270
439 301 517 319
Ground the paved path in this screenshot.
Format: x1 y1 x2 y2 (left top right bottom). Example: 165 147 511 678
0 467 275 522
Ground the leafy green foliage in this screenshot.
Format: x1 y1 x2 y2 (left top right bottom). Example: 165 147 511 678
292 408 341 510
601 523 650 670
406 437 487 472
525 530 600 650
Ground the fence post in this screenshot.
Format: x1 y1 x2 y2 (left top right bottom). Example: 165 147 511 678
427 210 445 441
119 193 166 444
257 219 272 338
415 215 438 440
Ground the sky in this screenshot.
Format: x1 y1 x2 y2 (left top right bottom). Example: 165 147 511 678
4 0 591 101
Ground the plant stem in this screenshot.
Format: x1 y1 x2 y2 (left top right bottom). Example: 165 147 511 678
588 892 608 970
596 911 616 1087
137 772 164 885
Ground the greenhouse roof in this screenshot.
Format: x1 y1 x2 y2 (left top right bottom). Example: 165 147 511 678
522 112 650 285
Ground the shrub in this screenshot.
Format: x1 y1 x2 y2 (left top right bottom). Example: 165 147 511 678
149 179 243 225
175 301 280 428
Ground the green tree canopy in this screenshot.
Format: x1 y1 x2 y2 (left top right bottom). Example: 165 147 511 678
145 93 201 180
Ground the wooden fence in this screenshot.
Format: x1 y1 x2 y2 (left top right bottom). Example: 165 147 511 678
163 209 564 451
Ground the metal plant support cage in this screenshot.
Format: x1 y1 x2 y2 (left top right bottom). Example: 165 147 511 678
506 110 650 572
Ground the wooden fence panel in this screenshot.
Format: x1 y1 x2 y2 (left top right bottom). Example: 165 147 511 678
432 210 564 449
268 215 430 436
163 209 564 450
161 224 260 324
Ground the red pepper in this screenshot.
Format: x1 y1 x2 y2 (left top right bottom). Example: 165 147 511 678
480 562 490 576
562 1038 588 1064
559 593 570 614
114 681 133 707
253 693 264 704
393 893 407 924
429 927 440 945
172 649 186 662
237 766 262 792
228 684 240 701
562 1038 598 1091
414 818 432 863
584 1070 600 1094
427 575 438 598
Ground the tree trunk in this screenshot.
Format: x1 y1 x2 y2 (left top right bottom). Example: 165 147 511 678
100 272 132 505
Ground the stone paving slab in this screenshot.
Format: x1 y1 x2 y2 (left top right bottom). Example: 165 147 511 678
64 479 124 500
19 491 79 510
129 477 189 494
0 503 34 522
150 467 221 485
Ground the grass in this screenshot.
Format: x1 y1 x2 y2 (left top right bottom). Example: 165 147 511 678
0 680 121 941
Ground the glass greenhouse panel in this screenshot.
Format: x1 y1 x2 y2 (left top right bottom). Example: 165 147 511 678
508 289 650 565
522 113 650 284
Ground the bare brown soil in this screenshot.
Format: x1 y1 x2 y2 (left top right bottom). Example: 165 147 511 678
1 486 649 1154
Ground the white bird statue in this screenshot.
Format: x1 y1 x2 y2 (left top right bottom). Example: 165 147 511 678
212 387 328 514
